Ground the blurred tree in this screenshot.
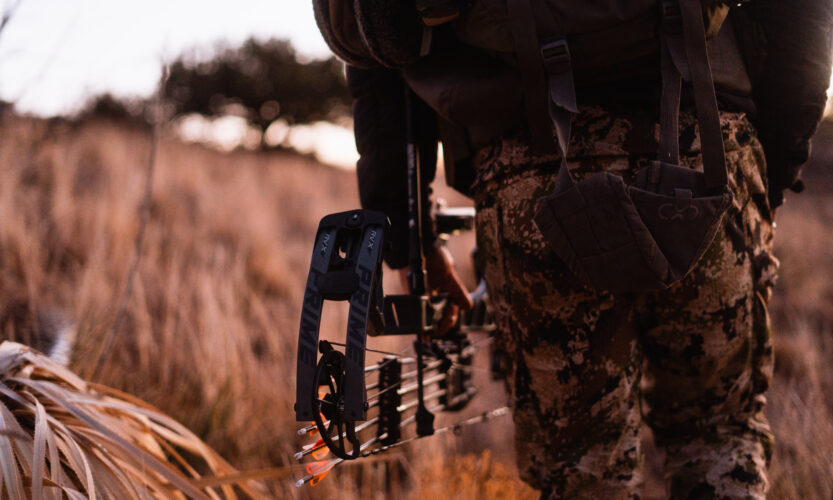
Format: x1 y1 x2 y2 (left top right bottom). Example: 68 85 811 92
77 93 147 125
165 38 351 145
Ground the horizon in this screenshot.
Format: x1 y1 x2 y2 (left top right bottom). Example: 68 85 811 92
0 1 829 169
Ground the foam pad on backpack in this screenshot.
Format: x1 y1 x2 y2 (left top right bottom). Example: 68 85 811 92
354 0 425 68
313 0 378 68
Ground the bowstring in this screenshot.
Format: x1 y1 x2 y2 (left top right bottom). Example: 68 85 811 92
297 332 504 472
295 406 511 487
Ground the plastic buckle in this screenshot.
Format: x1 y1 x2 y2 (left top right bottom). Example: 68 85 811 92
661 0 682 25
540 38 571 75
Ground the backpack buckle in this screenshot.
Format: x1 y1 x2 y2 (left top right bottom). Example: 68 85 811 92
540 38 571 74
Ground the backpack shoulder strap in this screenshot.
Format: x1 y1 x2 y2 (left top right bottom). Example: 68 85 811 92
505 0 563 155
677 0 727 190
507 0 728 191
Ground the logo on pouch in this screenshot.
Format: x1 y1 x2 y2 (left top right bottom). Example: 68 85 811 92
658 203 700 221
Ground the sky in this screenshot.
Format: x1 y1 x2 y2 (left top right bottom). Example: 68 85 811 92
0 0 359 165
0 0 331 116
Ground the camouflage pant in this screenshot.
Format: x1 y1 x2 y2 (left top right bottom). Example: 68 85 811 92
472 107 778 499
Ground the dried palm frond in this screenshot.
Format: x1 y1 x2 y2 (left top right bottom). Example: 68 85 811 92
0 341 264 499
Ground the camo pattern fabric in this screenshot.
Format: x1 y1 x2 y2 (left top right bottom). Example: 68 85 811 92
471 106 778 499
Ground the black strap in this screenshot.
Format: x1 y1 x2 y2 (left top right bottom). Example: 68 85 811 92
540 38 578 188
507 0 578 187
678 0 727 190
531 1 577 188
506 0 558 155
509 0 724 191
659 1 682 164
658 0 727 191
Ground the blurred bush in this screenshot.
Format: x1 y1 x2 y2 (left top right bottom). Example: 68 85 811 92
164 38 351 144
75 38 352 149
77 93 149 125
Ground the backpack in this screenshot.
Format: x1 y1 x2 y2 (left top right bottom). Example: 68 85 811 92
316 0 832 200
313 0 832 292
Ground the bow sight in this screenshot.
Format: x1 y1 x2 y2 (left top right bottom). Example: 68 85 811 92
293 89 501 485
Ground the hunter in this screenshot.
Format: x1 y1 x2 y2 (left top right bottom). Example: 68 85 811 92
314 0 832 498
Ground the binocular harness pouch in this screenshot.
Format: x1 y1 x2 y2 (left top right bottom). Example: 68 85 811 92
535 163 732 293
528 0 733 293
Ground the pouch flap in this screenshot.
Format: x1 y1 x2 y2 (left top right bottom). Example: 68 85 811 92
628 184 732 279
534 172 672 292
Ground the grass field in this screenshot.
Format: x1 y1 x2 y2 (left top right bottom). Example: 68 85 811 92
0 111 831 498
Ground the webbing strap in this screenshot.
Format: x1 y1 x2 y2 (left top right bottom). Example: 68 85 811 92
659 1 682 164
542 38 577 189
506 0 558 155
679 0 727 189
507 0 578 187
509 0 723 190
531 1 577 188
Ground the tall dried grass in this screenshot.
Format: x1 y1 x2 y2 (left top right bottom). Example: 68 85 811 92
0 114 363 497
766 178 833 499
0 341 261 498
0 111 831 498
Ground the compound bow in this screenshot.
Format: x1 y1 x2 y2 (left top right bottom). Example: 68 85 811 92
293 88 507 487
292 206 506 486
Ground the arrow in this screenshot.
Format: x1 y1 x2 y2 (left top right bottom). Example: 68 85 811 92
294 404 510 487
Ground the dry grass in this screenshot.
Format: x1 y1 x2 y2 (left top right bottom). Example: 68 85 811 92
0 111 831 498
766 159 833 499
0 114 364 497
767 323 833 499
0 341 261 498
411 450 537 500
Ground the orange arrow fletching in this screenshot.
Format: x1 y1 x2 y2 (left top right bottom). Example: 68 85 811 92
305 460 335 486
302 438 324 451
312 441 330 460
